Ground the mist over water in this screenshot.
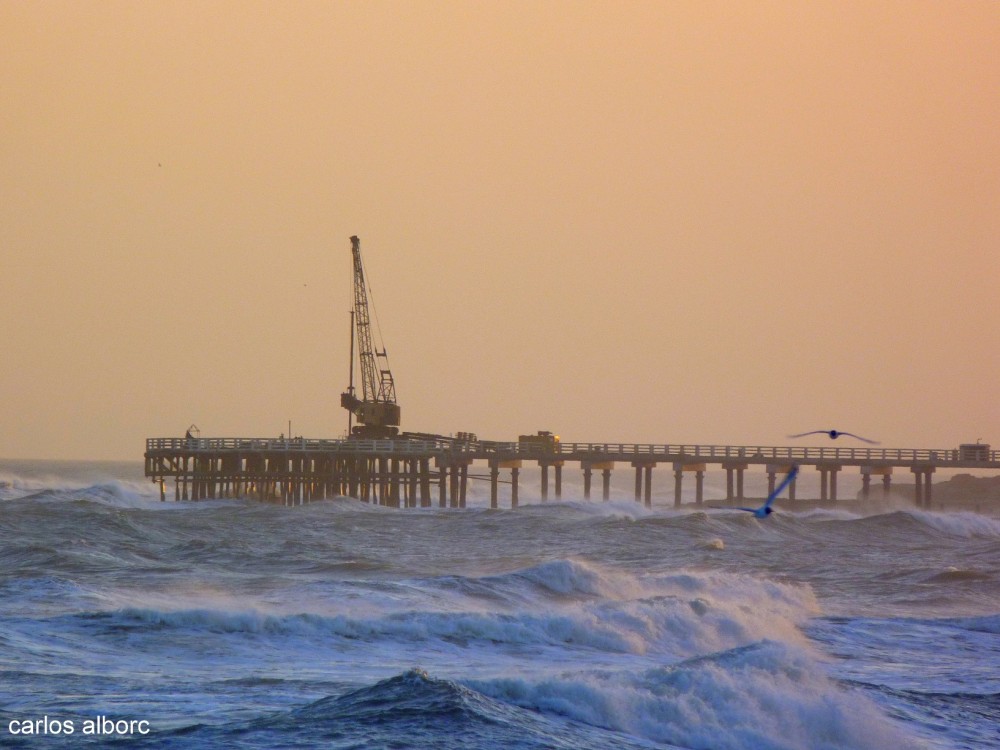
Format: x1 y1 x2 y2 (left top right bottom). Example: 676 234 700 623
1 460 998 749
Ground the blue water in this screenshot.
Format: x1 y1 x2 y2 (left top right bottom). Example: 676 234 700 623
1 459 998 748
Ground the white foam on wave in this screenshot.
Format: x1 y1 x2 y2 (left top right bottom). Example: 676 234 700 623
495 558 644 600
521 499 658 521
0 473 168 508
103 561 820 664
108 605 640 655
470 639 922 750
903 509 1000 538
639 569 819 656
0 470 82 499
72 480 164 507
427 560 819 658
793 507 864 522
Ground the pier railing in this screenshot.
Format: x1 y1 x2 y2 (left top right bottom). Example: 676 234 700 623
146 437 448 453
543 443 998 464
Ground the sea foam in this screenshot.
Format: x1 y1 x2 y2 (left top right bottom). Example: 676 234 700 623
471 640 922 750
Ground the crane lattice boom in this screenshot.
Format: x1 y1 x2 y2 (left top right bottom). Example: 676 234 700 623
340 236 400 437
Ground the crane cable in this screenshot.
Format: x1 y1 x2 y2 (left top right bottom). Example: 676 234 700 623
357 245 394 394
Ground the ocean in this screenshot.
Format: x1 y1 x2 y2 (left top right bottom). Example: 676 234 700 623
1 458 998 749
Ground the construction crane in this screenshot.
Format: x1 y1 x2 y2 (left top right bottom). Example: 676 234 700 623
340 236 401 438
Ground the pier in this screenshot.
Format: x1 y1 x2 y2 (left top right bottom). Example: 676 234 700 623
145 238 1000 511
144 437 1000 509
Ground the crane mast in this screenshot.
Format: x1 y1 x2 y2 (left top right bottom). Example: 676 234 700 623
340 236 401 438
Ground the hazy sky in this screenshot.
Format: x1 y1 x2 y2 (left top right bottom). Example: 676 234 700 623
2 1 998 461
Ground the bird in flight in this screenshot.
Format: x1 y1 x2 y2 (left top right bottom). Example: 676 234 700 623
736 465 799 518
788 429 880 445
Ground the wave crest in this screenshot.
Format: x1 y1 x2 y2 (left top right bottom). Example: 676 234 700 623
85 563 819 663
472 640 922 750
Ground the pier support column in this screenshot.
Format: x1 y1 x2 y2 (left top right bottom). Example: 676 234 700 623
500 460 521 510
861 466 891 502
379 457 390 506
292 457 306 505
722 463 748 502
362 458 378 505
554 464 562 499
437 461 447 507
540 464 549 501
390 458 401 508
420 458 431 507
695 470 705 506
355 459 364 503
437 458 472 509
459 463 468 508
673 463 706 507
911 466 935 508
449 465 460 508
766 464 796 505
363 458 374 503
584 462 614 501
349 458 360 499
408 459 419 508
207 457 216 499
629 460 657 504
490 462 499 510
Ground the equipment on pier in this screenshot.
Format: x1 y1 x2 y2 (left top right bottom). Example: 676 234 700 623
518 431 560 452
958 442 990 461
340 236 401 438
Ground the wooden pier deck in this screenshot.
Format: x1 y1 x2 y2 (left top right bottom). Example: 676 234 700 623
144 437 1000 508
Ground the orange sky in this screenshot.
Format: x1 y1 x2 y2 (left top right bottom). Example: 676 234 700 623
2 1 998 460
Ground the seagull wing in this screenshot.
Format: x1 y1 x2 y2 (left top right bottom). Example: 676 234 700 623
764 465 799 509
787 431 827 439
839 432 880 445
735 507 760 513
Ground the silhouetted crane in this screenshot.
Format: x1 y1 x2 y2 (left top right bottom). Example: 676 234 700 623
340 236 401 438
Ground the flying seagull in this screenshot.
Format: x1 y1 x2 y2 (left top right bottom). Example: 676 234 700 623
736 465 799 518
788 429 880 445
